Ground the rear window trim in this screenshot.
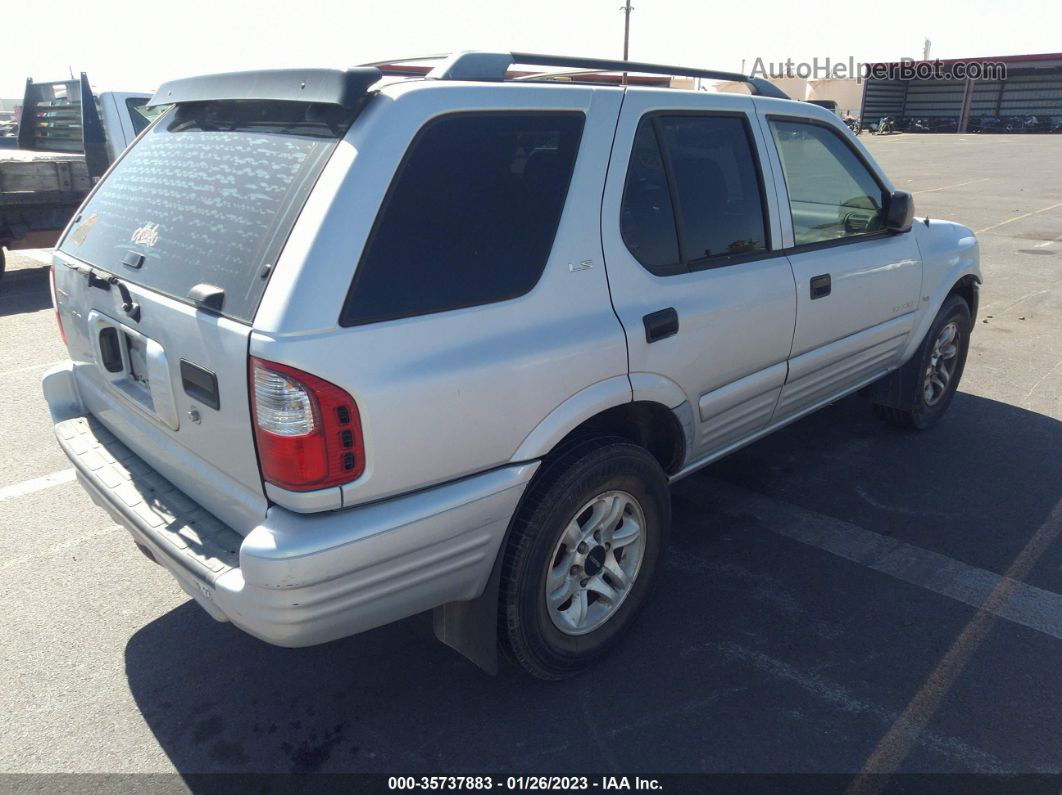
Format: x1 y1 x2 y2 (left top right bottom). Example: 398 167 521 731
338 109 586 328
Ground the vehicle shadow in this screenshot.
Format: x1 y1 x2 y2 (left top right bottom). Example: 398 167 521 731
0 263 53 316
124 391 1062 775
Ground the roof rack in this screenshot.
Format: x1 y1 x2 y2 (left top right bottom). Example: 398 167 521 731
411 51 789 99
147 53 790 113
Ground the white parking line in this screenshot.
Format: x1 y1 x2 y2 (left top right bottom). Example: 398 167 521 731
847 494 1062 793
0 524 120 571
975 200 1062 235
709 480 1062 642
14 248 54 265
0 361 56 378
0 469 76 503
708 641 1008 773
912 177 989 194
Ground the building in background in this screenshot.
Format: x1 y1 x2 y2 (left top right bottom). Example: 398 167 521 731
806 78 864 116
711 76 807 100
709 76 862 116
861 53 1062 132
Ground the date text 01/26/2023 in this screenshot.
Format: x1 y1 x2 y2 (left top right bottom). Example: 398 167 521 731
387 776 663 791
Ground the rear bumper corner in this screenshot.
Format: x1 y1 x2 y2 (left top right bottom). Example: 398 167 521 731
50 408 537 648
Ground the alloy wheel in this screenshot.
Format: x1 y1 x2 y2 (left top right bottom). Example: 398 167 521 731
544 490 646 636
923 321 960 406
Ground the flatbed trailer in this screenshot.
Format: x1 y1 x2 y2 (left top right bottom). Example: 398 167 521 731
0 73 150 279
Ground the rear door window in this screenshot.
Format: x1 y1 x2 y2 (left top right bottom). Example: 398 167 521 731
657 115 768 265
341 112 584 326
60 101 345 322
620 113 769 275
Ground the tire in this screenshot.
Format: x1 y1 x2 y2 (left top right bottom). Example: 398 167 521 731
499 436 670 680
873 294 972 430
0 247 6 282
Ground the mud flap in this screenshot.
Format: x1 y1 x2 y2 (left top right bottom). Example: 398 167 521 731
432 551 504 675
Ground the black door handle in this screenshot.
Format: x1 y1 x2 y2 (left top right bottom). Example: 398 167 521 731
643 307 679 343
180 359 221 410
810 274 831 300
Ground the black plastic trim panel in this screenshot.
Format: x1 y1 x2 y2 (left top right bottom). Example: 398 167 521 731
149 68 382 108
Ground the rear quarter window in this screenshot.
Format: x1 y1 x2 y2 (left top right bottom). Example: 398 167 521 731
341 112 585 326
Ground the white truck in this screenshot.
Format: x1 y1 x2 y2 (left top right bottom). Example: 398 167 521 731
0 73 151 280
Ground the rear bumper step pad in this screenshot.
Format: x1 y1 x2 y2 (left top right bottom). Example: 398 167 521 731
56 415 241 583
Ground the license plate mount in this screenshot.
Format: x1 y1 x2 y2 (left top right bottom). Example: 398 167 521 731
87 310 180 430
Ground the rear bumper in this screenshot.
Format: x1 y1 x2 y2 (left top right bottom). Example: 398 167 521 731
44 362 537 647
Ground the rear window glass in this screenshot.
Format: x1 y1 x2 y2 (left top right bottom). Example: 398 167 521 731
341 112 584 326
60 102 344 323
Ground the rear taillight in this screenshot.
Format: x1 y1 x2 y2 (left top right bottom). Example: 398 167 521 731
49 264 67 345
249 358 364 492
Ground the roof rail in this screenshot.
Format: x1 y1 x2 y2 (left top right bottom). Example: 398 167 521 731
426 52 516 82
360 54 449 68
422 51 790 99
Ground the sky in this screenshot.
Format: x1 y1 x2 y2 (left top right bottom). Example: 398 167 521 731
3 0 1061 98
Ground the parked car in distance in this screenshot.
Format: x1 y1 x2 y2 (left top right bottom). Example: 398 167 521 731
0 73 152 281
43 53 981 679
0 120 17 144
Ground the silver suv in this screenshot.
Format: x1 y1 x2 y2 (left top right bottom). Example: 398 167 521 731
43 52 981 679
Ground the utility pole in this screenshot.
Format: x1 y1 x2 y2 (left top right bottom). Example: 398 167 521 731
620 0 634 85
621 0 634 60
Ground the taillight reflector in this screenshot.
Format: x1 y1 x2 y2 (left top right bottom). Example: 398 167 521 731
249 358 364 492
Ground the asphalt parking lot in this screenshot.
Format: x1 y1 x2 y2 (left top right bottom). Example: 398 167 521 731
0 133 1059 781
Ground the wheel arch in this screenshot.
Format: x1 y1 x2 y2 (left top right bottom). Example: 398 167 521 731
512 375 689 477
435 393 689 672
902 267 981 364
541 400 688 477
947 273 980 323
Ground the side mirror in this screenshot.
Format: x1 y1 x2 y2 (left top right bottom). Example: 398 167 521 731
885 190 914 233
